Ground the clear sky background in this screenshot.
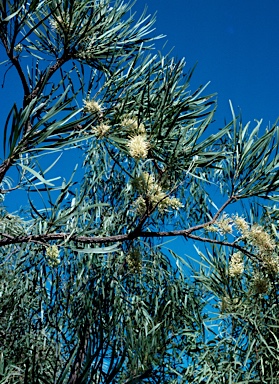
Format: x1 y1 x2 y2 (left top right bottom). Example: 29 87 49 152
134 0 279 129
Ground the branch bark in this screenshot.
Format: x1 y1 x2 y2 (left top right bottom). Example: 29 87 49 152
0 229 255 264
0 197 235 245
0 230 252 255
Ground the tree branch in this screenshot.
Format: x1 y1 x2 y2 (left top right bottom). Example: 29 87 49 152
0 227 253 258
24 56 69 106
0 197 242 253
8 53 30 98
0 158 13 185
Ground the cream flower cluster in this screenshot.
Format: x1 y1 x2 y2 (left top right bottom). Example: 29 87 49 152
49 15 72 32
248 224 276 253
207 214 233 234
246 224 279 274
121 114 145 135
92 123 110 138
83 99 110 138
233 215 249 236
220 295 242 313
83 99 102 114
46 245 60 267
209 215 277 258
216 214 233 234
127 135 150 160
133 172 183 215
14 44 23 52
229 252 244 277
121 113 150 160
75 35 97 60
260 254 279 274
208 213 279 279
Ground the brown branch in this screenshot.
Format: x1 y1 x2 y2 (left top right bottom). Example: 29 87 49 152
0 232 129 246
8 53 30 98
24 56 68 106
0 185 20 194
0 228 253 258
0 197 242 253
0 158 13 184
141 230 254 257
0 233 14 240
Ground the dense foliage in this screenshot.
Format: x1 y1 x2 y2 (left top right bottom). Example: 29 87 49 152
1 1 279 383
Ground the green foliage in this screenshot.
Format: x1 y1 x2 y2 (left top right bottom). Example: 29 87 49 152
1 0 279 383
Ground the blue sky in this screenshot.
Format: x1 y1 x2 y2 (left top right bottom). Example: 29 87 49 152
135 0 279 128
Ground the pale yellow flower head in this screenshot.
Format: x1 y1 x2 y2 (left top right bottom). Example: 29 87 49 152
121 115 138 131
46 245 60 267
217 214 233 234
132 171 183 215
137 122 146 135
165 197 183 210
229 252 244 277
206 225 219 233
220 295 242 312
83 99 102 114
133 172 160 195
121 114 146 135
50 15 71 32
151 190 168 210
248 224 275 253
92 123 110 138
127 135 150 159
133 196 147 215
233 215 249 236
14 44 23 52
76 34 103 60
262 255 279 274
49 17 60 31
